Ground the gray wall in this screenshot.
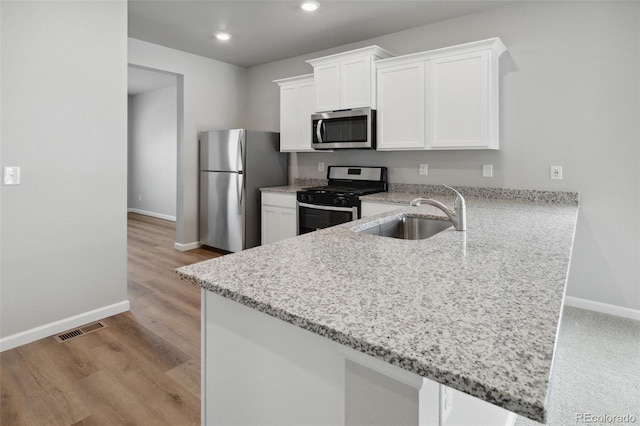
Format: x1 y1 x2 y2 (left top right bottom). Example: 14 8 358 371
0 1 128 337
246 2 640 311
128 39 248 247
128 85 178 220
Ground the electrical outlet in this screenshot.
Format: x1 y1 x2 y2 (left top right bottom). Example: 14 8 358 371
550 166 563 180
138 194 142 201
482 164 493 178
3 166 21 185
440 385 453 424
318 162 324 172
419 164 428 176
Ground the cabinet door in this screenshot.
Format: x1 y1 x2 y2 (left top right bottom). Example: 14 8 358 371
298 81 315 150
280 85 299 152
262 206 296 244
429 51 490 149
278 208 297 240
262 205 280 245
377 61 426 150
341 57 371 109
261 192 297 245
315 64 341 112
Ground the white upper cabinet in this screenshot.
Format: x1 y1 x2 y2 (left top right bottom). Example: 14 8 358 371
341 56 372 109
376 60 428 150
430 50 495 149
274 74 315 152
375 38 506 151
313 64 341 112
307 46 394 112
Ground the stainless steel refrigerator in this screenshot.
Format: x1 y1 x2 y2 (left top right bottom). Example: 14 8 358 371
199 129 288 252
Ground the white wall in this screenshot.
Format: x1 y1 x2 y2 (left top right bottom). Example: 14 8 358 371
128 39 248 248
0 1 128 346
128 85 178 220
246 2 640 312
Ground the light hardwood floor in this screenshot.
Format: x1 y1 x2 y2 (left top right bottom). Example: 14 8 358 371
1 213 222 425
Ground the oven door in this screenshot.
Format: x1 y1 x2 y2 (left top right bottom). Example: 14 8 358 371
297 202 358 235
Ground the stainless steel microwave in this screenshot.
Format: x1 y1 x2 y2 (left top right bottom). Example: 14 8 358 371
311 108 375 150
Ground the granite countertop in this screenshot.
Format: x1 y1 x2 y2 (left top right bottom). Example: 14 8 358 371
260 181 579 205
177 193 578 423
259 184 302 193
260 178 328 193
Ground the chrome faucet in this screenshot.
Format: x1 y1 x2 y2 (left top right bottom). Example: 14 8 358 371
410 185 466 231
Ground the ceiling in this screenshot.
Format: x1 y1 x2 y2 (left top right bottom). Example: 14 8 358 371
128 0 512 69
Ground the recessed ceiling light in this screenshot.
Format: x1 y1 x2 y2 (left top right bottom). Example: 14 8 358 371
300 1 319 12
215 32 231 41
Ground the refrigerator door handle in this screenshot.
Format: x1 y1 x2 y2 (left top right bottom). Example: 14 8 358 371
237 130 244 173
237 131 244 214
236 171 244 214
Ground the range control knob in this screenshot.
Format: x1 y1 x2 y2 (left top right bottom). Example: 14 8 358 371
340 198 349 206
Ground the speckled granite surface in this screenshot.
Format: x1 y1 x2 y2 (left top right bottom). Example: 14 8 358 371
261 181 579 206
372 184 579 204
295 178 328 188
258 184 302 193
177 196 578 423
259 178 328 193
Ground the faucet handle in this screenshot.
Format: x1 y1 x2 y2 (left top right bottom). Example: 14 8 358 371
442 185 465 208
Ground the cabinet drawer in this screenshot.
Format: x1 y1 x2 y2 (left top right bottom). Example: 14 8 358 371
262 192 296 209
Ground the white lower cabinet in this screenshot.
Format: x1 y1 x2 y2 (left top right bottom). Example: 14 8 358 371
261 192 297 244
202 290 517 426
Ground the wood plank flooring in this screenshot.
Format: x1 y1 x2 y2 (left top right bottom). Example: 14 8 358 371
1 213 222 425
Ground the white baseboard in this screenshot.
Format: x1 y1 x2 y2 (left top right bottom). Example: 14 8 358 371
564 296 640 321
174 241 201 251
127 208 176 222
0 300 130 352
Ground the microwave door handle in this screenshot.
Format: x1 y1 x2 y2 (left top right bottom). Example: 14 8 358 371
316 119 323 143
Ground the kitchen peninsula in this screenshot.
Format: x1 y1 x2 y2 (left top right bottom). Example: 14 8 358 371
177 188 578 425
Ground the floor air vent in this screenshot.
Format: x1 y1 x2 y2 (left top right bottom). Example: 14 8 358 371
55 321 107 343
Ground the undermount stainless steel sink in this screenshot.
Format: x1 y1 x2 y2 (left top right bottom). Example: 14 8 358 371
357 214 453 240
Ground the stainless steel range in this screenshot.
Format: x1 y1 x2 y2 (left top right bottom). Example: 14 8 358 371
296 166 388 235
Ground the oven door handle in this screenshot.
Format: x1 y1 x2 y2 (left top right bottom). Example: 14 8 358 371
297 202 355 213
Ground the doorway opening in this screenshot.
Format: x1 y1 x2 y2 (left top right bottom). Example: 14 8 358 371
127 64 182 230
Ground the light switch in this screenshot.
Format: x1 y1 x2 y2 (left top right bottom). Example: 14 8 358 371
4 166 21 185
